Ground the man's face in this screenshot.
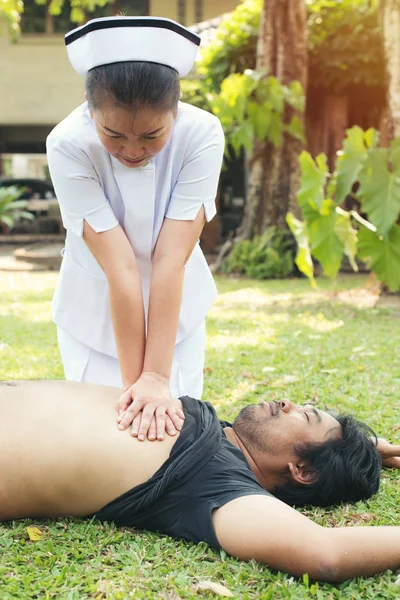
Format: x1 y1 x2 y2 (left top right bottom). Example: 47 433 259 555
232 400 341 489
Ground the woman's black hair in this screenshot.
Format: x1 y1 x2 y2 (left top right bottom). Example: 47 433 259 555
273 415 381 508
86 61 180 112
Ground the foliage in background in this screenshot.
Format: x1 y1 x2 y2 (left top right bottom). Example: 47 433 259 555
0 186 34 229
179 79 212 113
197 0 384 95
1 0 117 38
198 0 262 91
0 0 23 39
224 227 295 279
210 70 305 155
307 0 384 91
287 127 400 291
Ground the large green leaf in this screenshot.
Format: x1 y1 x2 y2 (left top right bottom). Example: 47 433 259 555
309 212 344 278
358 148 400 236
335 126 370 205
284 80 305 112
286 213 316 287
285 116 306 143
334 207 358 271
231 121 254 155
358 225 400 292
268 113 283 147
390 137 400 172
248 101 271 140
0 185 31 229
297 152 328 211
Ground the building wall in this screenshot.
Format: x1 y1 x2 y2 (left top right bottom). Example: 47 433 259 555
150 0 239 25
0 34 83 126
0 0 240 128
203 0 238 20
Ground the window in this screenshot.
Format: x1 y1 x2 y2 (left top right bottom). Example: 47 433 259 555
195 0 203 23
178 0 186 25
21 0 149 35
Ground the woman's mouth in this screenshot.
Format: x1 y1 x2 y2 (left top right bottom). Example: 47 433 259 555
118 154 148 166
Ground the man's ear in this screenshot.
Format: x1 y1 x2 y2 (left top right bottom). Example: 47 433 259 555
288 461 317 485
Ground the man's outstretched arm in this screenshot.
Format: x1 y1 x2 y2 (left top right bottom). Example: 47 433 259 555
213 495 400 582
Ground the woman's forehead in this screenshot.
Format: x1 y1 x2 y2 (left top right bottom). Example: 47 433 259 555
97 104 171 135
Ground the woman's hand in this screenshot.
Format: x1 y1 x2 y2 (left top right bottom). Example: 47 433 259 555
376 437 400 469
116 371 185 441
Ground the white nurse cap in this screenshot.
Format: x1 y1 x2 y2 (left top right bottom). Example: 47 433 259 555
65 16 201 77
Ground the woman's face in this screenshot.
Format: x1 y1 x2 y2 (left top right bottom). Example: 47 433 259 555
91 103 177 168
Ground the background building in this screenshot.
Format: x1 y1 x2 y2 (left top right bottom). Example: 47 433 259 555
0 0 240 170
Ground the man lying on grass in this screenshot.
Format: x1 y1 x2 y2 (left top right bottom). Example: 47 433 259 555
1 380 400 582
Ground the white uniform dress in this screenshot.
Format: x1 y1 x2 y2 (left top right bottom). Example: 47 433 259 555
47 101 225 398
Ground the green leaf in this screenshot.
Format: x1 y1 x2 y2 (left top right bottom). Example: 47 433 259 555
358 148 400 236
248 102 271 140
335 207 358 271
358 225 400 292
286 213 316 287
268 113 283 147
390 137 400 172
0 215 14 228
364 127 379 150
284 80 305 112
267 77 285 113
231 122 254 154
285 116 306 143
335 126 370 205
309 212 344 278
297 152 328 211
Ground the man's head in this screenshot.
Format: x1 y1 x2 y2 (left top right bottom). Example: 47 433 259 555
232 400 381 507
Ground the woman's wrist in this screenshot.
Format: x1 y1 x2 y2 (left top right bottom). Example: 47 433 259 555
140 370 170 385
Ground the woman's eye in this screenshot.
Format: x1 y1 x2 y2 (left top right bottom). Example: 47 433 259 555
109 135 123 139
142 136 158 141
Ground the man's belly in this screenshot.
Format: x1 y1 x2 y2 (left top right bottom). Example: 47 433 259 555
0 381 180 519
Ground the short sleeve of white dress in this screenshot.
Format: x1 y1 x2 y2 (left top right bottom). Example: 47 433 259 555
166 116 225 223
46 136 118 238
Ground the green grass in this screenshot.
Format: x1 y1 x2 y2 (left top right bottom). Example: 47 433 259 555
1 272 400 599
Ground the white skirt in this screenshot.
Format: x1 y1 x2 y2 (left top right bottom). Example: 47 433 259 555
57 321 206 399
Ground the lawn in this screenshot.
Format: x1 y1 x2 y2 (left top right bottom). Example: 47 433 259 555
0 271 399 599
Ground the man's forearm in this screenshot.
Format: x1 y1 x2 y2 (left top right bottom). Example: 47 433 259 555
144 257 184 379
323 525 400 581
108 268 146 388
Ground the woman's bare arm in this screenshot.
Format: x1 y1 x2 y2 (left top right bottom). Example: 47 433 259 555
117 207 206 440
83 221 146 388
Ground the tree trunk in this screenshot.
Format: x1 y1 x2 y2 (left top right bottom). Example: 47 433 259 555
45 0 54 34
238 0 308 239
380 0 400 138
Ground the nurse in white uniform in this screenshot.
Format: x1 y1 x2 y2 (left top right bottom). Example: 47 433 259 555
46 16 224 442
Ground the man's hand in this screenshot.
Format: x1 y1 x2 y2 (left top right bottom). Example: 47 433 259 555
116 371 185 441
376 437 400 469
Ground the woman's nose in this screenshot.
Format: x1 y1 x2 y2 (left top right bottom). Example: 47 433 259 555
279 399 293 413
121 140 145 157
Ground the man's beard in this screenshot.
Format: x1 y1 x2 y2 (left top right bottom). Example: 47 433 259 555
232 404 277 455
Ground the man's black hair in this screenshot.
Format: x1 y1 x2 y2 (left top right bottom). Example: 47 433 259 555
273 415 381 507
86 61 180 112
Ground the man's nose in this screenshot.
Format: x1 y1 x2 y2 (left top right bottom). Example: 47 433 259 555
279 399 293 413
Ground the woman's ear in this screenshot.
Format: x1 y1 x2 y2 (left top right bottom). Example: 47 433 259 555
84 91 88 101
288 461 317 485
